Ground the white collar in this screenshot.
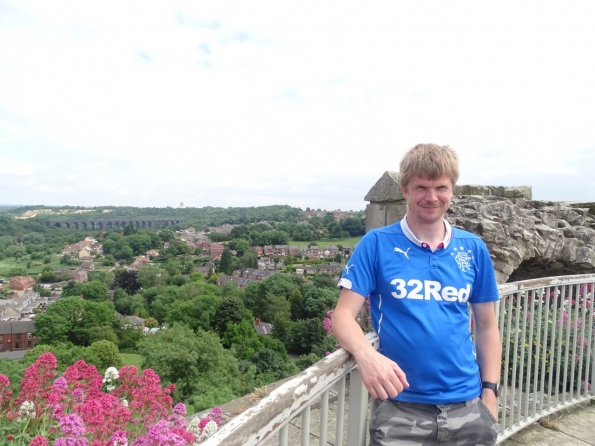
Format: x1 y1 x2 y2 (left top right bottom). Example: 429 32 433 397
400 216 452 250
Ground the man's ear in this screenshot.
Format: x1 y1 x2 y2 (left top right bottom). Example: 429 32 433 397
400 183 407 197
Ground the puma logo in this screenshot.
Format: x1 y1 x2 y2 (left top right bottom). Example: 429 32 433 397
394 247 410 259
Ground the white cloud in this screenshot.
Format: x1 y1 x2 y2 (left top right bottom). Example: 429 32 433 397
0 0 594 208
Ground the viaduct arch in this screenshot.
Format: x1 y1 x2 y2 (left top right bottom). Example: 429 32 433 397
49 219 184 231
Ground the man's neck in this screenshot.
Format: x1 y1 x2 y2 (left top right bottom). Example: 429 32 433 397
405 215 446 251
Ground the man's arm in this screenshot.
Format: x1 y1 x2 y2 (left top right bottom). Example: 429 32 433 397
471 301 501 419
331 288 409 400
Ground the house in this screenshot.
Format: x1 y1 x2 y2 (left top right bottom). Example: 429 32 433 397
50 281 69 290
78 248 91 260
309 245 320 258
209 243 225 260
324 245 340 257
136 256 151 265
289 246 299 256
65 270 88 283
81 261 95 271
319 264 344 276
146 249 159 258
8 276 36 291
275 245 289 256
2 290 39 319
263 246 274 256
193 262 215 275
121 315 145 330
253 318 273 335
243 268 275 281
252 246 264 256
0 320 37 351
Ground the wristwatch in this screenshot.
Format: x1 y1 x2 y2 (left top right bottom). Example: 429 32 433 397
481 382 500 397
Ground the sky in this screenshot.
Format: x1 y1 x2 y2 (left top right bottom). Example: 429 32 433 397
1 1 594 211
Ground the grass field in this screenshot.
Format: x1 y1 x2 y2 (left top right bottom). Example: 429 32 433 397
120 353 143 369
0 257 64 280
288 236 362 248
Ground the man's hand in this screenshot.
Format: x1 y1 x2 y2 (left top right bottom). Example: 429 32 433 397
481 389 498 420
354 348 409 400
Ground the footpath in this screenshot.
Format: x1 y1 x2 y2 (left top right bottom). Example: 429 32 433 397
499 400 595 445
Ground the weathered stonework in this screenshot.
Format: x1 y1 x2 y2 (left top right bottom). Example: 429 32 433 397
447 197 595 283
364 171 595 283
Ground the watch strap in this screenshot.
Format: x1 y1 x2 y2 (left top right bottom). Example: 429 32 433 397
481 381 499 396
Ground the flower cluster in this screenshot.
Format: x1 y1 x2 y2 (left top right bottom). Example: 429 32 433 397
0 353 223 445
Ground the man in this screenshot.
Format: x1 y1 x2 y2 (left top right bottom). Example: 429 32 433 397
332 144 501 445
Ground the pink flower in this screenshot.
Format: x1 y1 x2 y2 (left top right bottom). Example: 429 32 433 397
59 413 86 437
107 431 128 446
53 377 68 390
172 402 186 416
29 436 50 446
54 438 88 446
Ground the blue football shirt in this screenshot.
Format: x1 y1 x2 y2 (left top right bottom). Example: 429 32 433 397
338 218 499 404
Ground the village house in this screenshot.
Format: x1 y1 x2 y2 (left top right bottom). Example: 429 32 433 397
8 276 36 291
253 318 273 336
216 275 255 289
209 243 225 259
120 315 146 330
323 245 340 257
81 260 95 271
0 320 37 351
78 247 92 260
289 246 299 256
274 245 289 256
0 290 40 319
243 268 275 281
252 246 264 256
263 246 274 256
193 261 216 275
145 249 159 258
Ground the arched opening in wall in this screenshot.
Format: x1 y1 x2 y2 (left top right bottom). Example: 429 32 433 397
507 257 595 282
54 222 62 228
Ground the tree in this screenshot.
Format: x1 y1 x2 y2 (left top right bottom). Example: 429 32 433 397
40 267 57 283
219 248 233 275
137 266 169 289
212 296 247 335
88 340 123 371
34 297 120 346
138 324 241 401
87 326 119 346
304 287 339 318
289 318 326 355
123 223 137 236
228 238 250 257
145 317 158 329
340 217 365 236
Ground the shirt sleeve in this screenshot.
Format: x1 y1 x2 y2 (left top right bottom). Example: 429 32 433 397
337 230 379 299
469 240 500 303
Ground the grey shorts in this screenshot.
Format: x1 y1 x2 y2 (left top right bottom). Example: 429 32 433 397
369 397 499 446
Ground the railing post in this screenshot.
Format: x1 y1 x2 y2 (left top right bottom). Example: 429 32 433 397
347 369 369 446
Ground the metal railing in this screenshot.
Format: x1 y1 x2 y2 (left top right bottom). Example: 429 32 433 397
203 274 595 446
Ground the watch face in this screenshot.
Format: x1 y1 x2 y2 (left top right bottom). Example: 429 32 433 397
482 382 499 396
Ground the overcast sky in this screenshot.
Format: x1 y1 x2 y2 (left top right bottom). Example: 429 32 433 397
1 1 594 211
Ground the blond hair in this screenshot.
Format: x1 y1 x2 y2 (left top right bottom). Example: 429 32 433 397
399 143 459 187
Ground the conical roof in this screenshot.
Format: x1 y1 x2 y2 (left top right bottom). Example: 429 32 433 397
364 171 404 202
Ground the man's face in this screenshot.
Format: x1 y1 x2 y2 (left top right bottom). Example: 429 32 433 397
401 175 453 225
